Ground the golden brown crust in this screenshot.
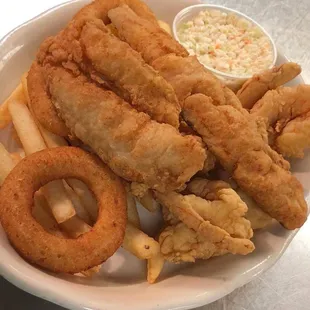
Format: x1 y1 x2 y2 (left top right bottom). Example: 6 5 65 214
183 94 307 229
237 63 301 109
27 62 69 136
0 147 127 273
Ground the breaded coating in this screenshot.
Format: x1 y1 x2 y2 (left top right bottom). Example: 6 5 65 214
159 222 251 263
152 54 225 106
251 85 310 128
154 191 254 251
237 63 301 109
79 20 181 127
186 178 231 201
183 93 307 229
251 85 310 158
109 6 243 111
46 67 205 192
236 189 273 230
275 111 310 158
108 5 188 64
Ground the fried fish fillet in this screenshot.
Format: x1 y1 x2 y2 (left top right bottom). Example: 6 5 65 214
108 5 188 64
80 20 180 127
155 191 254 254
37 21 180 128
251 85 310 128
187 178 272 230
108 5 243 111
237 63 301 109
159 222 240 263
183 94 307 229
45 66 205 192
251 85 310 157
275 111 310 158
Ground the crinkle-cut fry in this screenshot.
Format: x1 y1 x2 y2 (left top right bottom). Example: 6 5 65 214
0 83 26 129
66 178 98 222
275 111 310 158
63 180 92 225
237 62 302 109
123 223 160 259
8 100 76 223
147 252 165 284
126 191 141 229
236 189 272 230
158 20 172 36
154 191 254 255
160 223 235 263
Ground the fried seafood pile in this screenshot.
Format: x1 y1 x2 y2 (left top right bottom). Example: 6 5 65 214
1 0 308 284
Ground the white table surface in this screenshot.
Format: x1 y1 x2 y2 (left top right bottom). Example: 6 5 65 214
0 0 310 309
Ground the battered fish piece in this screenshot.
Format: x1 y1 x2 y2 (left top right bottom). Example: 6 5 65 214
155 190 254 240
236 189 273 230
186 178 231 201
80 20 180 127
159 222 246 263
46 66 205 192
183 94 307 229
237 63 302 109
275 111 310 158
187 178 272 229
251 85 310 157
251 85 310 128
108 5 188 64
109 6 243 111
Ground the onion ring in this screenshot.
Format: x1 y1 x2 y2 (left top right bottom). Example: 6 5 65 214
0 147 127 273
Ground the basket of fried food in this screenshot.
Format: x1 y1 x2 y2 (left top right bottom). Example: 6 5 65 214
0 0 308 285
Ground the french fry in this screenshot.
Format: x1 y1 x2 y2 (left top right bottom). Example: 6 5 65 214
81 265 101 277
138 190 158 213
63 180 92 225
0 143 16 183
8 100 46 154
127 191 141 229
147 252 165 284
59 216 92 238
0 83 25 129
21 72 30 105
123 223 160 259
8 100 76 223
9 152 23 166
33 191 67 238
66 178 98 222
